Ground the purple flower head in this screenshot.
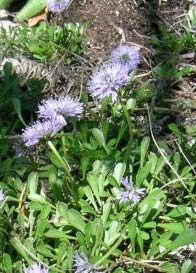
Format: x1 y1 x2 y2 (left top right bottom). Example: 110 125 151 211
57 97 83 117
37 98 58 120
88 62 130 102
111 44 140 72
73 253 103 273
38 97 83 120
22 116 66 147
24 263 48 273
0 189 5 203
47 0 70 13
119 176 146 204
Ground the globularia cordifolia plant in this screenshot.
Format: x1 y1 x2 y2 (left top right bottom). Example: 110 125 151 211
88 44 140 102
21 44 140 148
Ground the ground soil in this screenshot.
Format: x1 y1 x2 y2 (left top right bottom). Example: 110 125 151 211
65 0 189 58
8 0 193 102
58 0 192 97
58 0 196 131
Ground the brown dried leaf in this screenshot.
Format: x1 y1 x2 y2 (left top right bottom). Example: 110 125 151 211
27 12 47 27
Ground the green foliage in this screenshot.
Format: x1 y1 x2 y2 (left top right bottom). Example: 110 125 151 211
0 21 88 64
0 8 196 273
1 89 196 272
151 24 195 85
0 63 43 129
0 62 44 177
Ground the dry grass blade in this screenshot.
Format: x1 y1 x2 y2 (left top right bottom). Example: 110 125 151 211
121 256 166 272
146 103 189 192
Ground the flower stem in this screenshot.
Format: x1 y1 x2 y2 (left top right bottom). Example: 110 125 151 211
48 141 78 203
48 140 71 179
119 97 133 146
95 234 125 266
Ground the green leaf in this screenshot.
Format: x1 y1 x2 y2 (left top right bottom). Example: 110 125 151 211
0 0 15 9
65 242 73 272
126 98 136 110
137 231 144 254
56 202 68 218
185 125 196 136
56 242 68 265
102 121 109 140
76 232 85 246
12 98 26 126
140 230 150 240
148 153 158 174
140 137 150 167
169 123 181 137
44 229 69 240
112 269 123 273
16 0 47 21
28 194 47 204
113 163 126 184
143 221 156 229
2 253 12 273
12 261 23 273
167 206 196 220
115 121 127 148
161 262 180 273
82 186 99 211
138 188 166 223
159 231 173 249
136 161 151 187
154 156 165 176
101 199 112 227
104 221 121 246
66 209 86 233
92 128 110 154
79 199 97 215
9 237 31 263
100 96 111 112
80 157 89 179
91 218 104 255
28 172 38 194
87 174 102 206
181 260 193 273
37 243 55 258
127 219 137 253
169 229 196 251
35 219 48 238
166 205 187 218
157 222 187 234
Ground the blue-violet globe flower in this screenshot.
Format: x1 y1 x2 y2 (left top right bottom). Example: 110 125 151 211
24 263 48 273
119 176 146 204
0 189 5 204
88 62 130 102
48 0 70 13
22 116 66 147
111 44 140 72
73 253 103 273
37 97 83 120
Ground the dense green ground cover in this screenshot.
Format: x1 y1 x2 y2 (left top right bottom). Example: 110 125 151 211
0 4 196 273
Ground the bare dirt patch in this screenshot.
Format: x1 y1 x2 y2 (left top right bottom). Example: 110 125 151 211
57 0 191 99
65 0 189 55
